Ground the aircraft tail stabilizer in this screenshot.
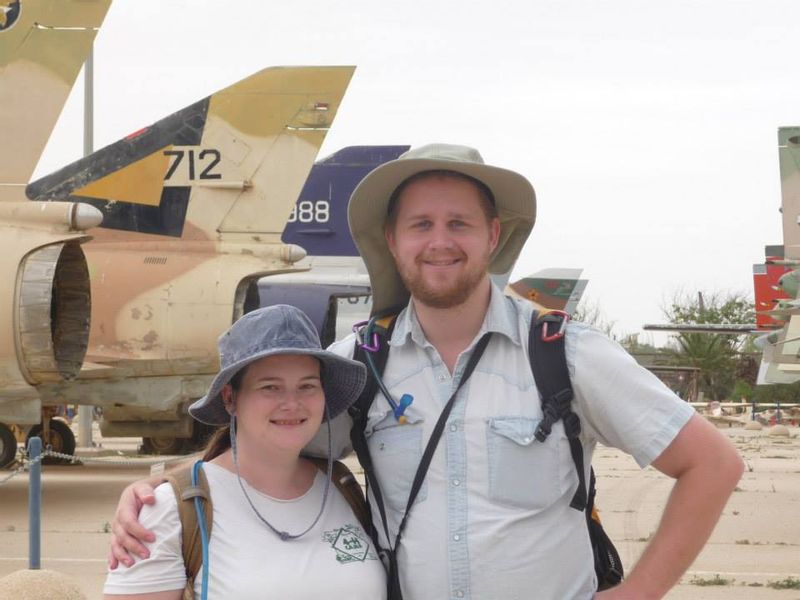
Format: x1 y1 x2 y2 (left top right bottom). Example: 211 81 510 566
0 0 113 188
505 268 588 314
26 66 355 241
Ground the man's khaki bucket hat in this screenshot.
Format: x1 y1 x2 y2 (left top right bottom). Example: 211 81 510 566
348 143 536 316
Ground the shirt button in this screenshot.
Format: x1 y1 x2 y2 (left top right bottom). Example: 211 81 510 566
455 591 465 598
449 424 458 432
439 374 447 381
523 436 532 444
453 534 461 541
452 479 460 486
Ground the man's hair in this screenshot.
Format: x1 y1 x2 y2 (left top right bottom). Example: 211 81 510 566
385 170 498 230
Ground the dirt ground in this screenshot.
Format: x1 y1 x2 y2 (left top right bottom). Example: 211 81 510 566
0 424 798 599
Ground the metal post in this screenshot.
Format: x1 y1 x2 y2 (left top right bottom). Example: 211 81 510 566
776 402 782 424
751 401 756 421
28 436 42 569
84 46 93 155
78 45 95 449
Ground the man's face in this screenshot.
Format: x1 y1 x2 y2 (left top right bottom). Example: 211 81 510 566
385 175 500 309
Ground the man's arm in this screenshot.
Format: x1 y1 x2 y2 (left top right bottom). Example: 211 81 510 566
596 414 744 600
108 474 165 568
104 587 183 600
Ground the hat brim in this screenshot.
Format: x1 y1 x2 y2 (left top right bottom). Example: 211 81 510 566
188 348 366 426
348 156 536 316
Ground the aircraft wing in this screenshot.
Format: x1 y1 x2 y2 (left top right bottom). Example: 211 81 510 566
642 323 758 334
0 0 112 192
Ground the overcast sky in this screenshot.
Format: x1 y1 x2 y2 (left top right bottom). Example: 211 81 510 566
34 0 800 342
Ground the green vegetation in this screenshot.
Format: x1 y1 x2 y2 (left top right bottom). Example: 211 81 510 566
751 379 800 403
766 577 800 590
690 574 733 586
663 291 753 401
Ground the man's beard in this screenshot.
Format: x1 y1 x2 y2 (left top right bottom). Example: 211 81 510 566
396 251 491 309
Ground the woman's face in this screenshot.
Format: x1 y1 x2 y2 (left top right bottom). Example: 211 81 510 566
224 354 325 454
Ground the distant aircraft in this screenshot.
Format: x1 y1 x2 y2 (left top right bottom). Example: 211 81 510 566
643 127 800 386
262 145 409 345
751 127 800 383
0 1 355 466
504 268 588 315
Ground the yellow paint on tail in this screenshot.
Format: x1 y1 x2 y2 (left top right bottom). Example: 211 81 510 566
74 146 171 206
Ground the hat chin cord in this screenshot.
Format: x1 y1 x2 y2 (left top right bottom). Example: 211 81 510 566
229 400 334 541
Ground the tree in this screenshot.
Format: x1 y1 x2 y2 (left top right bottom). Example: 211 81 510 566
572 298 619 341
662 291 753 401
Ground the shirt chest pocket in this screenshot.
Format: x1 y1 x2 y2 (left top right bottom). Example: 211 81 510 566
486 416 566 510
366 410 428 512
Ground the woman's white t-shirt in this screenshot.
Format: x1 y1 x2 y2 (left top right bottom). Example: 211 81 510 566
104 462 387 599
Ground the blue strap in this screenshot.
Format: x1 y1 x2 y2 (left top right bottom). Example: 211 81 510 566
191 460 210 600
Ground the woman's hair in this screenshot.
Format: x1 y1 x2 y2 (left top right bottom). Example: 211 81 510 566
201 425 231 461
200 365 248 461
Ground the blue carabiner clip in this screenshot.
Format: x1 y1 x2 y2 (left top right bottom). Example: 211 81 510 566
357 318 414 423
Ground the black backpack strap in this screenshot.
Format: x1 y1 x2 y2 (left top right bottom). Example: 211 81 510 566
348 316 398 551
587 469 624 589
529 311 587 511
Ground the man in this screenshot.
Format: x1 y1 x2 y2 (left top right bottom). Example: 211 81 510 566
111 144 743 599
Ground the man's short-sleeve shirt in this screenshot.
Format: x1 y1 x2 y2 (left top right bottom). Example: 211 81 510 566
325 285 694 600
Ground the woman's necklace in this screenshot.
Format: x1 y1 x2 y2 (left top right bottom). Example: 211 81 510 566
229 410 334 541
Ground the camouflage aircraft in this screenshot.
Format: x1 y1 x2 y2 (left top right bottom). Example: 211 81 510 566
0 0 355 466
644 127 800 385
0 0 113 466
750 127 800 384
503 268 588 315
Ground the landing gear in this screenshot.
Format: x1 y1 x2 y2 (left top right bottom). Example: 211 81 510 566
140 435 187 456
26 418 76 464
0 423 18 469
140 422 217 456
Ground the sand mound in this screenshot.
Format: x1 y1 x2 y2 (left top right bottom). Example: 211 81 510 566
0 569 87 600
768 424 791 437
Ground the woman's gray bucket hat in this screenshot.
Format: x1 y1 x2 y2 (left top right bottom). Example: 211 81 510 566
348 143 536 317
189 305 367 426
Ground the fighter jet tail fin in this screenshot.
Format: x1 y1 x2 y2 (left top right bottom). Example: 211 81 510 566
282 145 410 258
506 268 588 314
26 66 355 241
0 0 113 189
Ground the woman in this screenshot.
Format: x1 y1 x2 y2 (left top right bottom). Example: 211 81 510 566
103 305 386 599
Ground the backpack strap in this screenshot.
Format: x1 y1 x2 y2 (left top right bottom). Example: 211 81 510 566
165 463 212 598
529 311 588 511
349 315 398 549
529 311 625 587
307 457 372 534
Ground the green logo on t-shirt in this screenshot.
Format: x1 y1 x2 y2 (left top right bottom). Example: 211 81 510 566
323 524 378 563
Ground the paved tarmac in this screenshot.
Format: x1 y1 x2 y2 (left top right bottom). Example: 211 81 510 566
0 425 798 599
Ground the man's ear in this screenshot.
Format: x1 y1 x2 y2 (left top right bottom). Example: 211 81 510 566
489 217 501 253
385 224 397 258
